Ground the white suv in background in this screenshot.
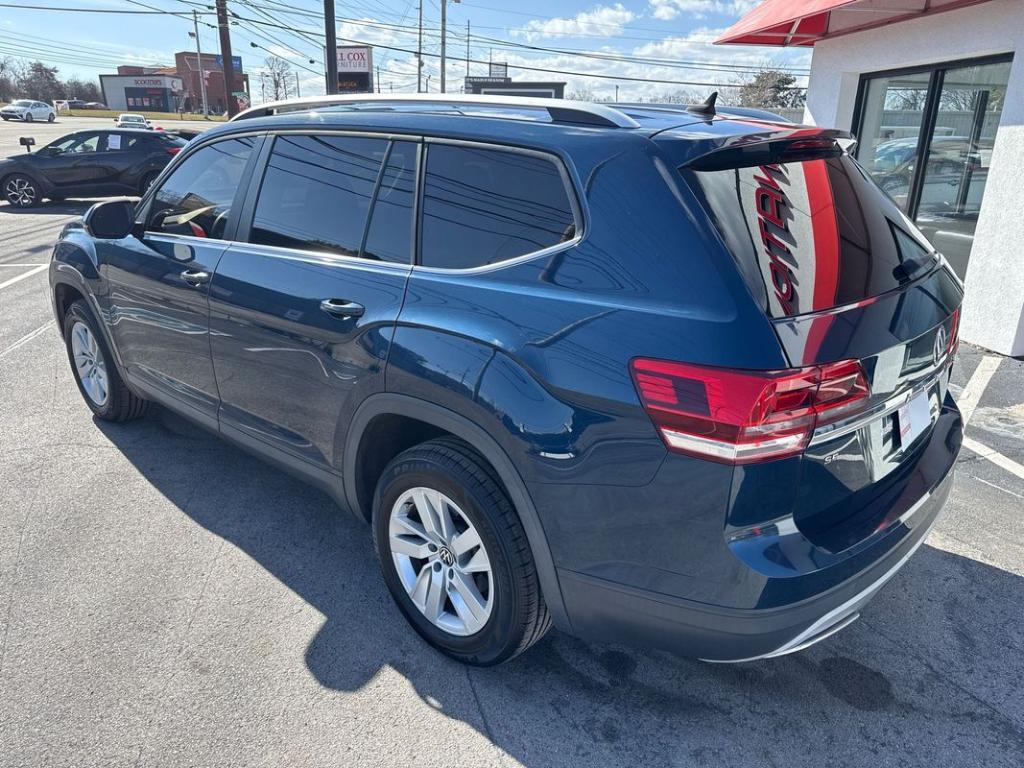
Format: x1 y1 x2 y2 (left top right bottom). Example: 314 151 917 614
0 100 56 122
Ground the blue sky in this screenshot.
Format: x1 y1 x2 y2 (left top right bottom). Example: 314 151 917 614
0 1 812 103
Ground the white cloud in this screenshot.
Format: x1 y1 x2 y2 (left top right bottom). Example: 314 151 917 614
648 0 759 21
513 4 636 41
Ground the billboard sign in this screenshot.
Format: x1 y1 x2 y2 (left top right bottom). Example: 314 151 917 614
489 62 508 79
215 55 243 71
335 45 374 93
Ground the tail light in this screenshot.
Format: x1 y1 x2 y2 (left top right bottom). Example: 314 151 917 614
630 358 870 464
947 307 961 357
166 146 182 155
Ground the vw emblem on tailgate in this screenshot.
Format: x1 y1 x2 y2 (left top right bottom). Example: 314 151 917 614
934 326 948 364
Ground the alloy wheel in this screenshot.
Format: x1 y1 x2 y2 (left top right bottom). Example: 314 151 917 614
70 321 109 406
388 487 494 636
4 177 36 207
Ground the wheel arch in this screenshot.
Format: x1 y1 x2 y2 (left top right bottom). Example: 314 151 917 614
344 392 571 632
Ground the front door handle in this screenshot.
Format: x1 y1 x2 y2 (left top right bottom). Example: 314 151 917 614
181 269 210 286
320 298 365 319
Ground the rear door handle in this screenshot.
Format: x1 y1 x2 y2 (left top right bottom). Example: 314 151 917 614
181 269 210 286
320 298 365 319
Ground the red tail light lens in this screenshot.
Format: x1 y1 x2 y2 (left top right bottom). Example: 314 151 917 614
166 146 182 155
631 358 870 464
947 307 961 357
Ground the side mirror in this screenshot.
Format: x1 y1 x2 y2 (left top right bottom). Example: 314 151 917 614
19 137 35 153
83 198 137 240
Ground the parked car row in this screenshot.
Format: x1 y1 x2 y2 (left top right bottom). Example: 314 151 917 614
1 128 189 207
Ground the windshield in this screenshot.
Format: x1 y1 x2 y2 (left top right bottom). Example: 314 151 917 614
11 100 32 107
682 153 940 318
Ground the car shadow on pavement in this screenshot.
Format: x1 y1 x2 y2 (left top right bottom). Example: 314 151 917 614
95 406 1024 767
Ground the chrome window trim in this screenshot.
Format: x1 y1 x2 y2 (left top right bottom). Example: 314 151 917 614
222 240 413 274
414 136 586 275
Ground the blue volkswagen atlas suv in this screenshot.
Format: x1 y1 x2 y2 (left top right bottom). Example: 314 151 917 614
48 95 963 665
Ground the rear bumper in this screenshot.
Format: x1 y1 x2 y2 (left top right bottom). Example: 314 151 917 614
557 454 954 662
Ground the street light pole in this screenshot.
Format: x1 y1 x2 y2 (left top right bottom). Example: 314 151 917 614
324 0 338 94
190 11 209 117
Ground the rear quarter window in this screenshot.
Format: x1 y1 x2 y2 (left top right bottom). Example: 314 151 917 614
419 144 578 270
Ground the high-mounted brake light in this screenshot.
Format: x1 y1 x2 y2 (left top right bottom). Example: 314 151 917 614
630 358 870 464
166 146 182 155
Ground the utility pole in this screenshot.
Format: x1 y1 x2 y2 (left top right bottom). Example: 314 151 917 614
376 65 380 93
417 0 423 93
190 11 209 117
440 0 446 93
324 0 337 94
215 0 238 117
295 71 300 97
466 20 470 77
615 84 619 102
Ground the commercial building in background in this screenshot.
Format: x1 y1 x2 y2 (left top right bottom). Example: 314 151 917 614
98 71 183 112
464 63 565 98
718 0 1024 356
173 52 249 114
98 57 249 115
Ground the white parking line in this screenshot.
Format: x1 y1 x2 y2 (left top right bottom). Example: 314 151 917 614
955 353 1024 482
0 264 47 290
0 321 55 359
957 355 1001 426
0 263 48 267
963 437 1024 482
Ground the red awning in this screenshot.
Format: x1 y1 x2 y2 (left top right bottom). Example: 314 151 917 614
716 0 992 46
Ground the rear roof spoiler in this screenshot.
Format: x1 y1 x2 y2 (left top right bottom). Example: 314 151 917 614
677 127 855 171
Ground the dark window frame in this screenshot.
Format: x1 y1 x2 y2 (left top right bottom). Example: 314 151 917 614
235 130 421 266
415 137 584 272
138 133 264 243
851 52 1014 221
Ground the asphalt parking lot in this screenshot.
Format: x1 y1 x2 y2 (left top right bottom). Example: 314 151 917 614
2 126 1024 767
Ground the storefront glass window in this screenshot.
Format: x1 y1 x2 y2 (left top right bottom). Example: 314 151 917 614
855 57 1012 279
914 61 1011 276
856 71 931 213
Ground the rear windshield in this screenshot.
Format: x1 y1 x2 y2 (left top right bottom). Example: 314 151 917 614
681 154 939 318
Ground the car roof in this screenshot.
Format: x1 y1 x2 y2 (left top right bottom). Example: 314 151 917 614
195 100 802 159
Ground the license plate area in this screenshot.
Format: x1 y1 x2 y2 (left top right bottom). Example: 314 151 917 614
893 389 933 452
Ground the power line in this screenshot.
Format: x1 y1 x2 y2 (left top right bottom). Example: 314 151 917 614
236 15 806 89
0 2 210 13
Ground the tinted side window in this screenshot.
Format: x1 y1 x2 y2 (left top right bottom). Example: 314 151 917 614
420 144 577 269
148 137 254 239
362 141 417 263
249 134 387 257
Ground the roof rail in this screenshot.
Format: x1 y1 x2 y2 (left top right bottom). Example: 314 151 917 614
618 101 794 124
230 93 641 129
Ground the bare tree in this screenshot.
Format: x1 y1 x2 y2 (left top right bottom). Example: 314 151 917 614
263 56 294 101
734 68 806 109
566 86 597 102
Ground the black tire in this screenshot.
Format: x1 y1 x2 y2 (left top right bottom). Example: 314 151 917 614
3 173 40 208
62 300 148 422
373 437 551 665
24 112 32 123
47 112 55 123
